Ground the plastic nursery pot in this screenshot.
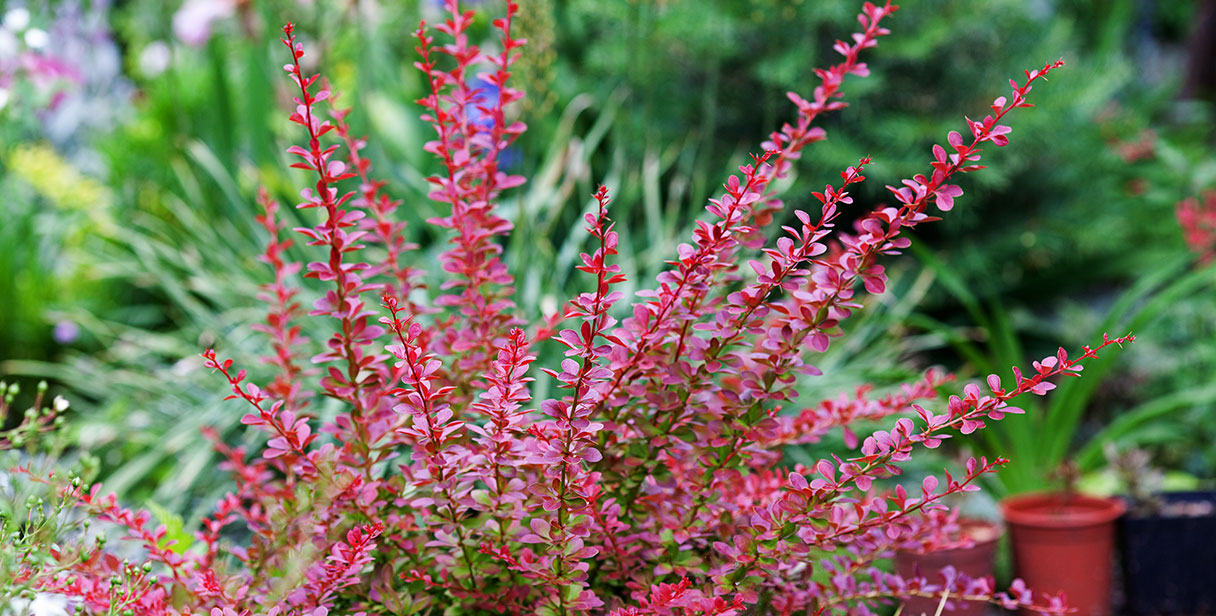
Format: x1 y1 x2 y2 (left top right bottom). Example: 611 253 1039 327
1001 492 1125 616
1118 491 1216 615
893 520 1002 616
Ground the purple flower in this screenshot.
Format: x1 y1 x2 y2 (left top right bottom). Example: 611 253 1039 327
53 319 79 344
467 77 500 130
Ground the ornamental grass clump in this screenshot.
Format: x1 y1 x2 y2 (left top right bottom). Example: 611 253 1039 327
9 1 1135 614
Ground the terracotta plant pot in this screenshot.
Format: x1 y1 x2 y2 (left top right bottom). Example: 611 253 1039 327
1118 491 1216 615
894 520 1002 616
1001 492 1126 616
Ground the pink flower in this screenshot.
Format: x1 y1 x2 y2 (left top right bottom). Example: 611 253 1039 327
172 0 238 46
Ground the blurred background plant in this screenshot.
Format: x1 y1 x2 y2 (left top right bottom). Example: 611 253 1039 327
0 379 101 612
1 0 1213 529
1 0 126 383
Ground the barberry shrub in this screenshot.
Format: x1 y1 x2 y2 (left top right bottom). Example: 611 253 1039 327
8 1 1135 615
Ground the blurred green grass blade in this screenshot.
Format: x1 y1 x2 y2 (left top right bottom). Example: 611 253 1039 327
1042 257 1216 467
1075 381 1216 472
902 313 992 374
908 240 992 333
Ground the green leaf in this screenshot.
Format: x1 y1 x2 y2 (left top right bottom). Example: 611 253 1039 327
146 501 193 555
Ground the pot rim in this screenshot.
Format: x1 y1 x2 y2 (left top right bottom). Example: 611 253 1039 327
1000 491 1126 528
897 518 1005 556
1120 490 1216 520
958 518 1004 544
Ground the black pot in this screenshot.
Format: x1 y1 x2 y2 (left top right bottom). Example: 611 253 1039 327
1118 491 1216 615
